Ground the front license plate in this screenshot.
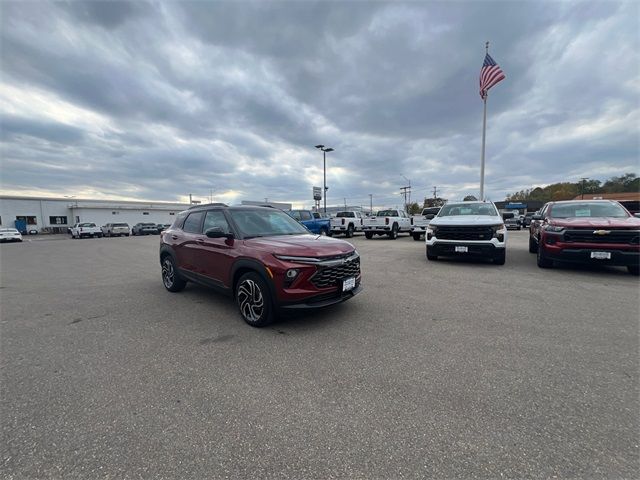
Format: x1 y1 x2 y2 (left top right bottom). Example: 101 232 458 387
455 246 468 253
342 277 356 292
590 251 611 260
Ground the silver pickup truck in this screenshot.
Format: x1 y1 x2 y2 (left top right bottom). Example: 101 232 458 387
410 207 441 241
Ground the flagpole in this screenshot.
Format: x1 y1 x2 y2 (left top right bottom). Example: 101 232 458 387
480 94 487 200
479 41 489 201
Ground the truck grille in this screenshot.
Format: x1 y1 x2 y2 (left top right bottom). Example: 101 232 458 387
436 226 494 241
310 257 361 289
563 229 640 244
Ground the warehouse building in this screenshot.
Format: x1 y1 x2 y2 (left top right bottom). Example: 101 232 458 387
0 195 190 234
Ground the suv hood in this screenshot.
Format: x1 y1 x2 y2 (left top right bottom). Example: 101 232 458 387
549 217 640 228
430 216 503 226
243 234 355 257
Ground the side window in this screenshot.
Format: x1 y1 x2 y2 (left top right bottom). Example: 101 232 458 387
312 212 320 219
182 212 205 233
203 210 231 234
300 211 312 221
290 211 301 221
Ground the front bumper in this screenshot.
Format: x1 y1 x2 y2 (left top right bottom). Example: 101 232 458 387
280 282 362 310
411 226 427 233
543 242 640 267
427 240 505 257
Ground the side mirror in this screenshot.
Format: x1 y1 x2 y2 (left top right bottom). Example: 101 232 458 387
532 215 542 221
205 227 233 239
425 214 435 220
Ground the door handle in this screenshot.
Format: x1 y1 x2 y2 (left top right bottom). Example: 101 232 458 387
196 238 205 245
171 235 179 240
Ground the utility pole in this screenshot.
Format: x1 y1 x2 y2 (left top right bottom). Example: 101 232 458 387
344 198 347 209
580 177 589 200
189 193 193 205
369 194 373 214
400 186 411 212
432 186 438 199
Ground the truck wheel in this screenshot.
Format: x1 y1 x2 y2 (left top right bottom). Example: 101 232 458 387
236 272 274 327
493 249 506 265
528 235 538 253
537 243 553 268
319 228 328 236
426 247 438 261
628 265 639 276
412 233 422 241
346 224 354 238
388 223 398 240
364 232 373 239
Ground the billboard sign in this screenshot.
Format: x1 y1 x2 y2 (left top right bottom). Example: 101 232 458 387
313 186 322 201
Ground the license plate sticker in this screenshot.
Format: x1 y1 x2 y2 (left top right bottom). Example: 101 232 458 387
590 251 611 260
342 277 356 292
455 246 468 253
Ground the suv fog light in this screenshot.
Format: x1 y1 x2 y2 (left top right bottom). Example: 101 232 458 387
284 268 300 287
545 236 556 245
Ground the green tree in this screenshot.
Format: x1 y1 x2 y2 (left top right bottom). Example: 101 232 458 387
463 195 478 201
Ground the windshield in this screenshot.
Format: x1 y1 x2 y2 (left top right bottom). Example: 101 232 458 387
113 223 128 227
0 228 18 232
229 208 309 238
79 223 96 227
336 212 354 218
549 202 629 218
377 210 398 216
438 203 498 217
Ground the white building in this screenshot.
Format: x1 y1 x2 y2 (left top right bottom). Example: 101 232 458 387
0 195 190 233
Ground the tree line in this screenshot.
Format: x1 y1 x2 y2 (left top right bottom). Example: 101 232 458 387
505 173 639 202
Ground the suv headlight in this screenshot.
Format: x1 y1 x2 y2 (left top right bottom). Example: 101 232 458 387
543 225 565 233
492 224 506 241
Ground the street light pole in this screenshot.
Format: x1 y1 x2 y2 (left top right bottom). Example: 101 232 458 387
315 145 334 214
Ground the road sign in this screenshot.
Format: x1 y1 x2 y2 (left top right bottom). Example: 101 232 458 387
313 186 322 200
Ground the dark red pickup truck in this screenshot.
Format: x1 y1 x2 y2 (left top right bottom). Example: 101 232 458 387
529 200 640 275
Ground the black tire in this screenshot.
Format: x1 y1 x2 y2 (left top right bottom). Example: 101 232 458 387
528 235 538 253
346 224 354 238
388 223 398 240
161 255 186 292
412 233 422 241
537 243 553 268
236 272 274 327
426 247 438 261
628 265 639 276
365 232 373 239
97 233 103 238
494 249 506 265
319 228 328 236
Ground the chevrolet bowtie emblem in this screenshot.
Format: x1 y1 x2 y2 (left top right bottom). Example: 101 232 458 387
593 230 611 235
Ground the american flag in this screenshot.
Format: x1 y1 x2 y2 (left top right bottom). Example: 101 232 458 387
479 53 505 99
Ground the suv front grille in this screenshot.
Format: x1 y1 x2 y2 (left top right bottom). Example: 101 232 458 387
563 229 640 244
436 226 494 241
310 257 361 289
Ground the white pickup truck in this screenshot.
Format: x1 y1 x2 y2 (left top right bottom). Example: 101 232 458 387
70 222 102 239
330 211 365 237
362 209 412 240
410 207 441 241
425 201 507 265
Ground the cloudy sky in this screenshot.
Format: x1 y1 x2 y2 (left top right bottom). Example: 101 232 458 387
1 1 638 208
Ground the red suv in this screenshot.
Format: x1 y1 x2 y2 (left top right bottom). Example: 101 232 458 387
529 200 640 275
159 204 362 326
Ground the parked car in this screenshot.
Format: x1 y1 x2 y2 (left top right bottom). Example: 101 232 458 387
0 227 23 243
503 213 521 230
426 201 507 264
529 200 640 275
101 223 130 237
522 212 536 228
70 223 102 238
330 211 365 237
132 223 160 235
410 207 441 241
362 209 412 239
286 210 331 236
159 204 362 327
157 223 171 233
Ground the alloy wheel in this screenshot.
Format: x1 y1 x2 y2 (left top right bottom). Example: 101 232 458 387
237 279 264 322
162 258 175 288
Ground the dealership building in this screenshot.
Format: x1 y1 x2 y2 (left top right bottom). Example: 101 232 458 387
0 195 190 233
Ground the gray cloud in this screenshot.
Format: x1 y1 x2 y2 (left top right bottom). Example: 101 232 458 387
0 0 638 206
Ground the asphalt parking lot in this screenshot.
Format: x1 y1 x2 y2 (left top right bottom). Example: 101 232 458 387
1 232 638 479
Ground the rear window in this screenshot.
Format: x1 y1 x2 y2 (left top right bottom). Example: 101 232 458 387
182 212 204 233
336 212 354 218
377 210 398 217
79 223 96 227
113 223 128 227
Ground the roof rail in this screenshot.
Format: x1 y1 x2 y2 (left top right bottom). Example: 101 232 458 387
188 202 228 210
